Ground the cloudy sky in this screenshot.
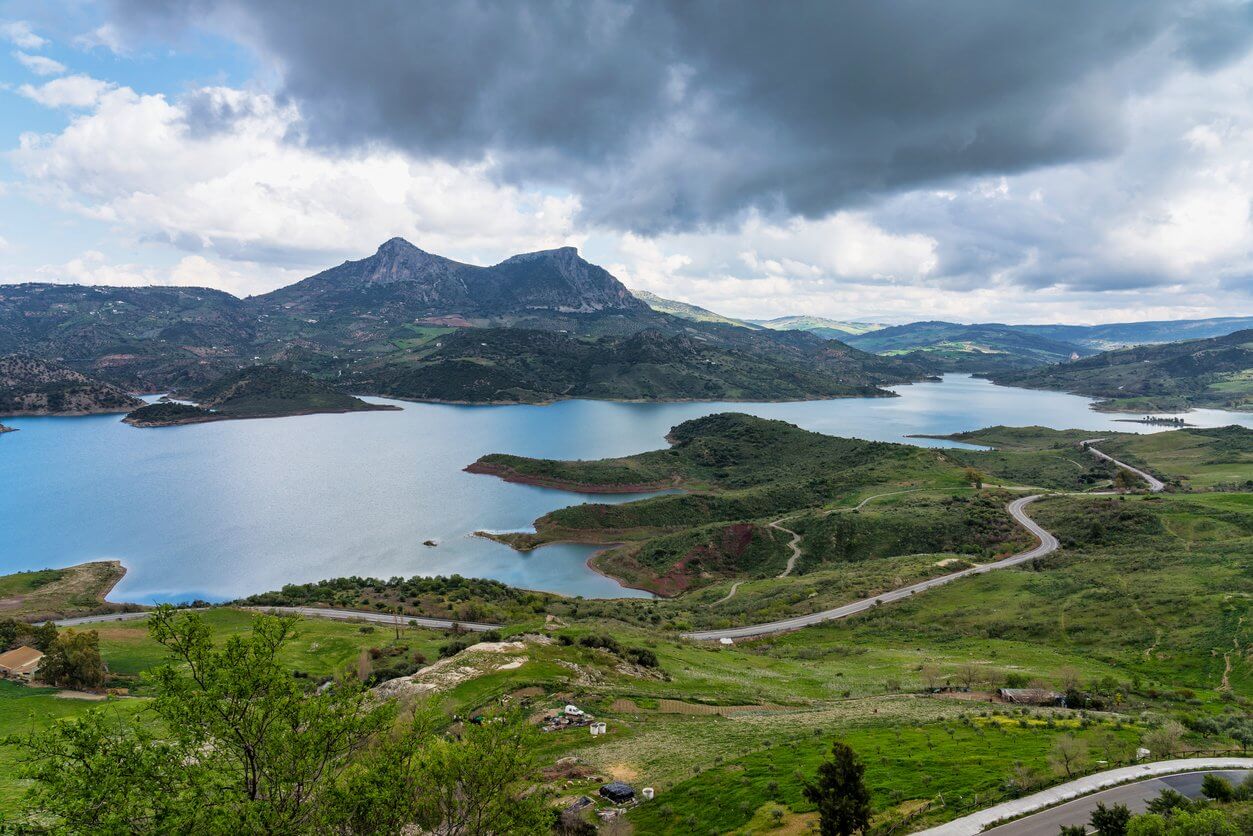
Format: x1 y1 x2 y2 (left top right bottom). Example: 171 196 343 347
0 1 1251 324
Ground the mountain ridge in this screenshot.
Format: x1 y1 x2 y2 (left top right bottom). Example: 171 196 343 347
0 240 926 405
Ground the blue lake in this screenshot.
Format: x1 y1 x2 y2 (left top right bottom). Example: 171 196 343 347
1 374 1249 604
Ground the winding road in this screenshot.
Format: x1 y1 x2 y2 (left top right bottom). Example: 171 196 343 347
682 444 1161 642
1082 439 1166 491
921 761 1251 836
771 519 804 578
52 605 501 632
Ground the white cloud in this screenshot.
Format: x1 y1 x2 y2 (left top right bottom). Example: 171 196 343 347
11 84 581 283
1 21 47 50
6 51 1252 324
30 250 300 297
73 24 127 56
13 51 66 76
595 212 939 322
18 74 115 108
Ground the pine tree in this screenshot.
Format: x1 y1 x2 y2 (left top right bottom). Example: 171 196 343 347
803 740 872 836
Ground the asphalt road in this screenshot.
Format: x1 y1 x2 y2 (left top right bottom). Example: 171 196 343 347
980 770 1249 836
682 444 1162 641
922 763 1252 836
1082 439 1167 491
682 494 1056 641
52 606 501 632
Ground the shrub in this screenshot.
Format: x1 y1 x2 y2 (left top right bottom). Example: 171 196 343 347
623 647 659 668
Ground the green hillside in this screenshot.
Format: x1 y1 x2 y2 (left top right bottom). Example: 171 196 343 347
125 365 393 426
752 314 887 338
843 321 1091 371
472 413 1128 593
992 329 1253 412
631 289 762 330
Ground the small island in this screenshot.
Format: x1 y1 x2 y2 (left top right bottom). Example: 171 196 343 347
123 364 399 427
123 402 219 427
1115 415 1193 427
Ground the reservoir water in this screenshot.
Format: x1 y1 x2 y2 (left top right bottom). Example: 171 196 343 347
2 374 1250 604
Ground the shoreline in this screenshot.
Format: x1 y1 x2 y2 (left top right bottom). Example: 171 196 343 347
123 402 401 428
463 460 682 494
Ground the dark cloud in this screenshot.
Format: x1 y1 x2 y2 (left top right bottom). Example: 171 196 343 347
113 0 1253 233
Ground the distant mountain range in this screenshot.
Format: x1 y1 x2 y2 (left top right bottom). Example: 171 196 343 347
631 292 885 337
1015 317 1253 350
0 240 927 409
630 289 762 330
991 329 1253 412
633 291 1253 376
840 317 1253 372
750 315 886 338
841 321 1095 371
3 241 1249 413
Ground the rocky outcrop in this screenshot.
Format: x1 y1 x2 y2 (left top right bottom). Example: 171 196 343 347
258 238 647 317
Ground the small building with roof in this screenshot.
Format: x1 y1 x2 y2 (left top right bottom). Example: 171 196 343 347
599 781 636 804
0 646 44 682
998 687 1064 706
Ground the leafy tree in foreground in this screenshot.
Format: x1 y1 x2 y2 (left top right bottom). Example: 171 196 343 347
9 606 548 834
328 707 550 835
1146 788 1197 816
1090 801 1133 836
803 740 871 836
36 628 106 689
1125 808 1240 836
1199 774 1234 802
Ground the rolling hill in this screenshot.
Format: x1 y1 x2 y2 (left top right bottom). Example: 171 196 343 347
0 355 143 416
750 315 886 338
991 329 1253 412
631 289 762 330
842 321 1092 371
1017 316 1253 351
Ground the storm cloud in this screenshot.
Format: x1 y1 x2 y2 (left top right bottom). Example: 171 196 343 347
112 0 1253 233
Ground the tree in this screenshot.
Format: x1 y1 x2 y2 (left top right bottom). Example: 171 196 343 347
1090 802 1133 836
1145 788 1195 816
1049 734 1088 778
963 467 985 489
325 707 549 836
955 662 984 691
1008 762 1040 795
1059 826 1087 836
1 618 58 652
13 607 548 835
37 629 106 690
1057 665 1083 692
919 661 943 691
1200 774 1234 802
1127 809 1239 836
1143 720 1186 759
17 607 393 833
803 741 872 836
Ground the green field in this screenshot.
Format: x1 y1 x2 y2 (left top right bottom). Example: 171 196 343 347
0 682 150 805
